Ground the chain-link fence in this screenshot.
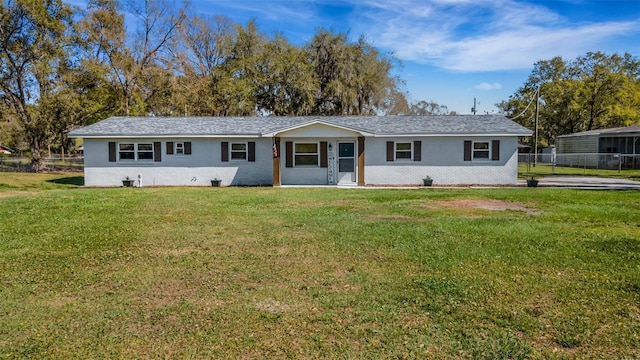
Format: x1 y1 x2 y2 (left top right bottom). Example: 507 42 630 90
0 156 84 172
519 153 640 174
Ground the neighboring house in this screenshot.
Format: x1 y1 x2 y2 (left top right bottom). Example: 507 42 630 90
68 115 532 187
556 125 640 169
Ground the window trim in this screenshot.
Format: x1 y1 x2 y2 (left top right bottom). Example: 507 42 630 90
175 142 185 155
230 142 248 161
118 142 154 162
118 143 135 161
472 141 491 160
294 142 320 167
394 141 413 161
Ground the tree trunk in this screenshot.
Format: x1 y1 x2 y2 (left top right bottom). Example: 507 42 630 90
30 145 46 173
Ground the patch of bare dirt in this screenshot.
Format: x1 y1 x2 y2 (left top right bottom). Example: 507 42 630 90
255 298 292 314
430 199 540 214
0 191 35 199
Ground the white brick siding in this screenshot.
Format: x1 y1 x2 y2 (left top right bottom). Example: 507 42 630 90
83 138 272 186
365 136 519 185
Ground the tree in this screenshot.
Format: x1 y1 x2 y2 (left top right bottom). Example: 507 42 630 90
172 14 234 116
378 88 410 115
409 100 450 115
0 0 75 171
216 20 264 116
255 34 317 115
306 30 349 115
305 30 402 116
349 36 398 115
80 0 187 116
497 52 640 148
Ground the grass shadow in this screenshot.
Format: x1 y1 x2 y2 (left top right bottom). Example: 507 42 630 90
46 176 84 186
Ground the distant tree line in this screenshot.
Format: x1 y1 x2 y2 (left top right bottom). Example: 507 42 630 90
0 0 455 170
497 51 640 149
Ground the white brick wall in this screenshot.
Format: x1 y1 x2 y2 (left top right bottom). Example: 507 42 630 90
364 136 519 185
82 135 520 186
83 138 272 186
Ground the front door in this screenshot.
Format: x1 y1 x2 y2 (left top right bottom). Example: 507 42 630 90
337 142 356 184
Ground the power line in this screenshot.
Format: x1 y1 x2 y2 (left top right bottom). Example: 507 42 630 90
508 87 539 120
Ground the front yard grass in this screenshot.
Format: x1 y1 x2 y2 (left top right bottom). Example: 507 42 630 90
0 174 638 358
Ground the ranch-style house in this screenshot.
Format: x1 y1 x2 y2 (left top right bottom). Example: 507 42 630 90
69 115 532 187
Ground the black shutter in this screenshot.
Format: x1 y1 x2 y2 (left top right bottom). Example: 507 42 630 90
108 142 116 162
413 141 421 161
320 141 328 168
491 140 500 161
248 142 255 162
464 141 472 161
221 142 229 162
285 142 293 168
184 142 192 155
154 142 161 162
166 142 174 155
386 141 394 162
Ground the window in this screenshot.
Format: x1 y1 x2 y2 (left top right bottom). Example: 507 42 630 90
167 141 191 155
137 143 154 160
231 143 247 160
464 140 499 162
119 143 135 160
118 143 153 161
395 142 412 160
387 141 421 162
295 143 319 166
221 142 254 162
473 142 490 159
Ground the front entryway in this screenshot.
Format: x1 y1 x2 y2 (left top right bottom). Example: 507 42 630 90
337 142 356 184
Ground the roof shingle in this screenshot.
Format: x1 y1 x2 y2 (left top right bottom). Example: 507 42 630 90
69 115 532 138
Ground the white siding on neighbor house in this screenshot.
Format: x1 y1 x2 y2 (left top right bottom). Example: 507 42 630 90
82 138 273 186
557 135 599 154
365 136 519 185
556 135 600 168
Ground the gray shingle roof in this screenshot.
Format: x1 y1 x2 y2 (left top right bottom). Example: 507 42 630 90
557 125 640 138
69 115 532 138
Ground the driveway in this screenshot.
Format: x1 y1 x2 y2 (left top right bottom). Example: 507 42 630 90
528 176 640 190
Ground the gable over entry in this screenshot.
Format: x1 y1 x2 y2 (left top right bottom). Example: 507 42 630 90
270 122 367 186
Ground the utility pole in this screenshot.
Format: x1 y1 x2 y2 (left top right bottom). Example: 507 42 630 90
534 87 539 167
471 97 477 115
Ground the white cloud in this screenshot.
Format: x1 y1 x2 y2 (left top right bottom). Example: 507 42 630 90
348 0 640 72
475 82 502 91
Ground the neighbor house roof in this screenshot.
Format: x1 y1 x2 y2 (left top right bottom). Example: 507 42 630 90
69 115 532 139
557 125 640 138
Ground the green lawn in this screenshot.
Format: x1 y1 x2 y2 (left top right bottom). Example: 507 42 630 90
1 174 639 358
519 163 640 180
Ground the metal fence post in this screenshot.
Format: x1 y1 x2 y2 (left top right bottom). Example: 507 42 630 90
619 153 622 173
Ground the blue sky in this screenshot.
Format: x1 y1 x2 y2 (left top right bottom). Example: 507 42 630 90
74 0 640 114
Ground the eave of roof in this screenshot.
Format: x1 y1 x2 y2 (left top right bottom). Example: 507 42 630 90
68 115 533 138
262 120 375 137
557 125 640 138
